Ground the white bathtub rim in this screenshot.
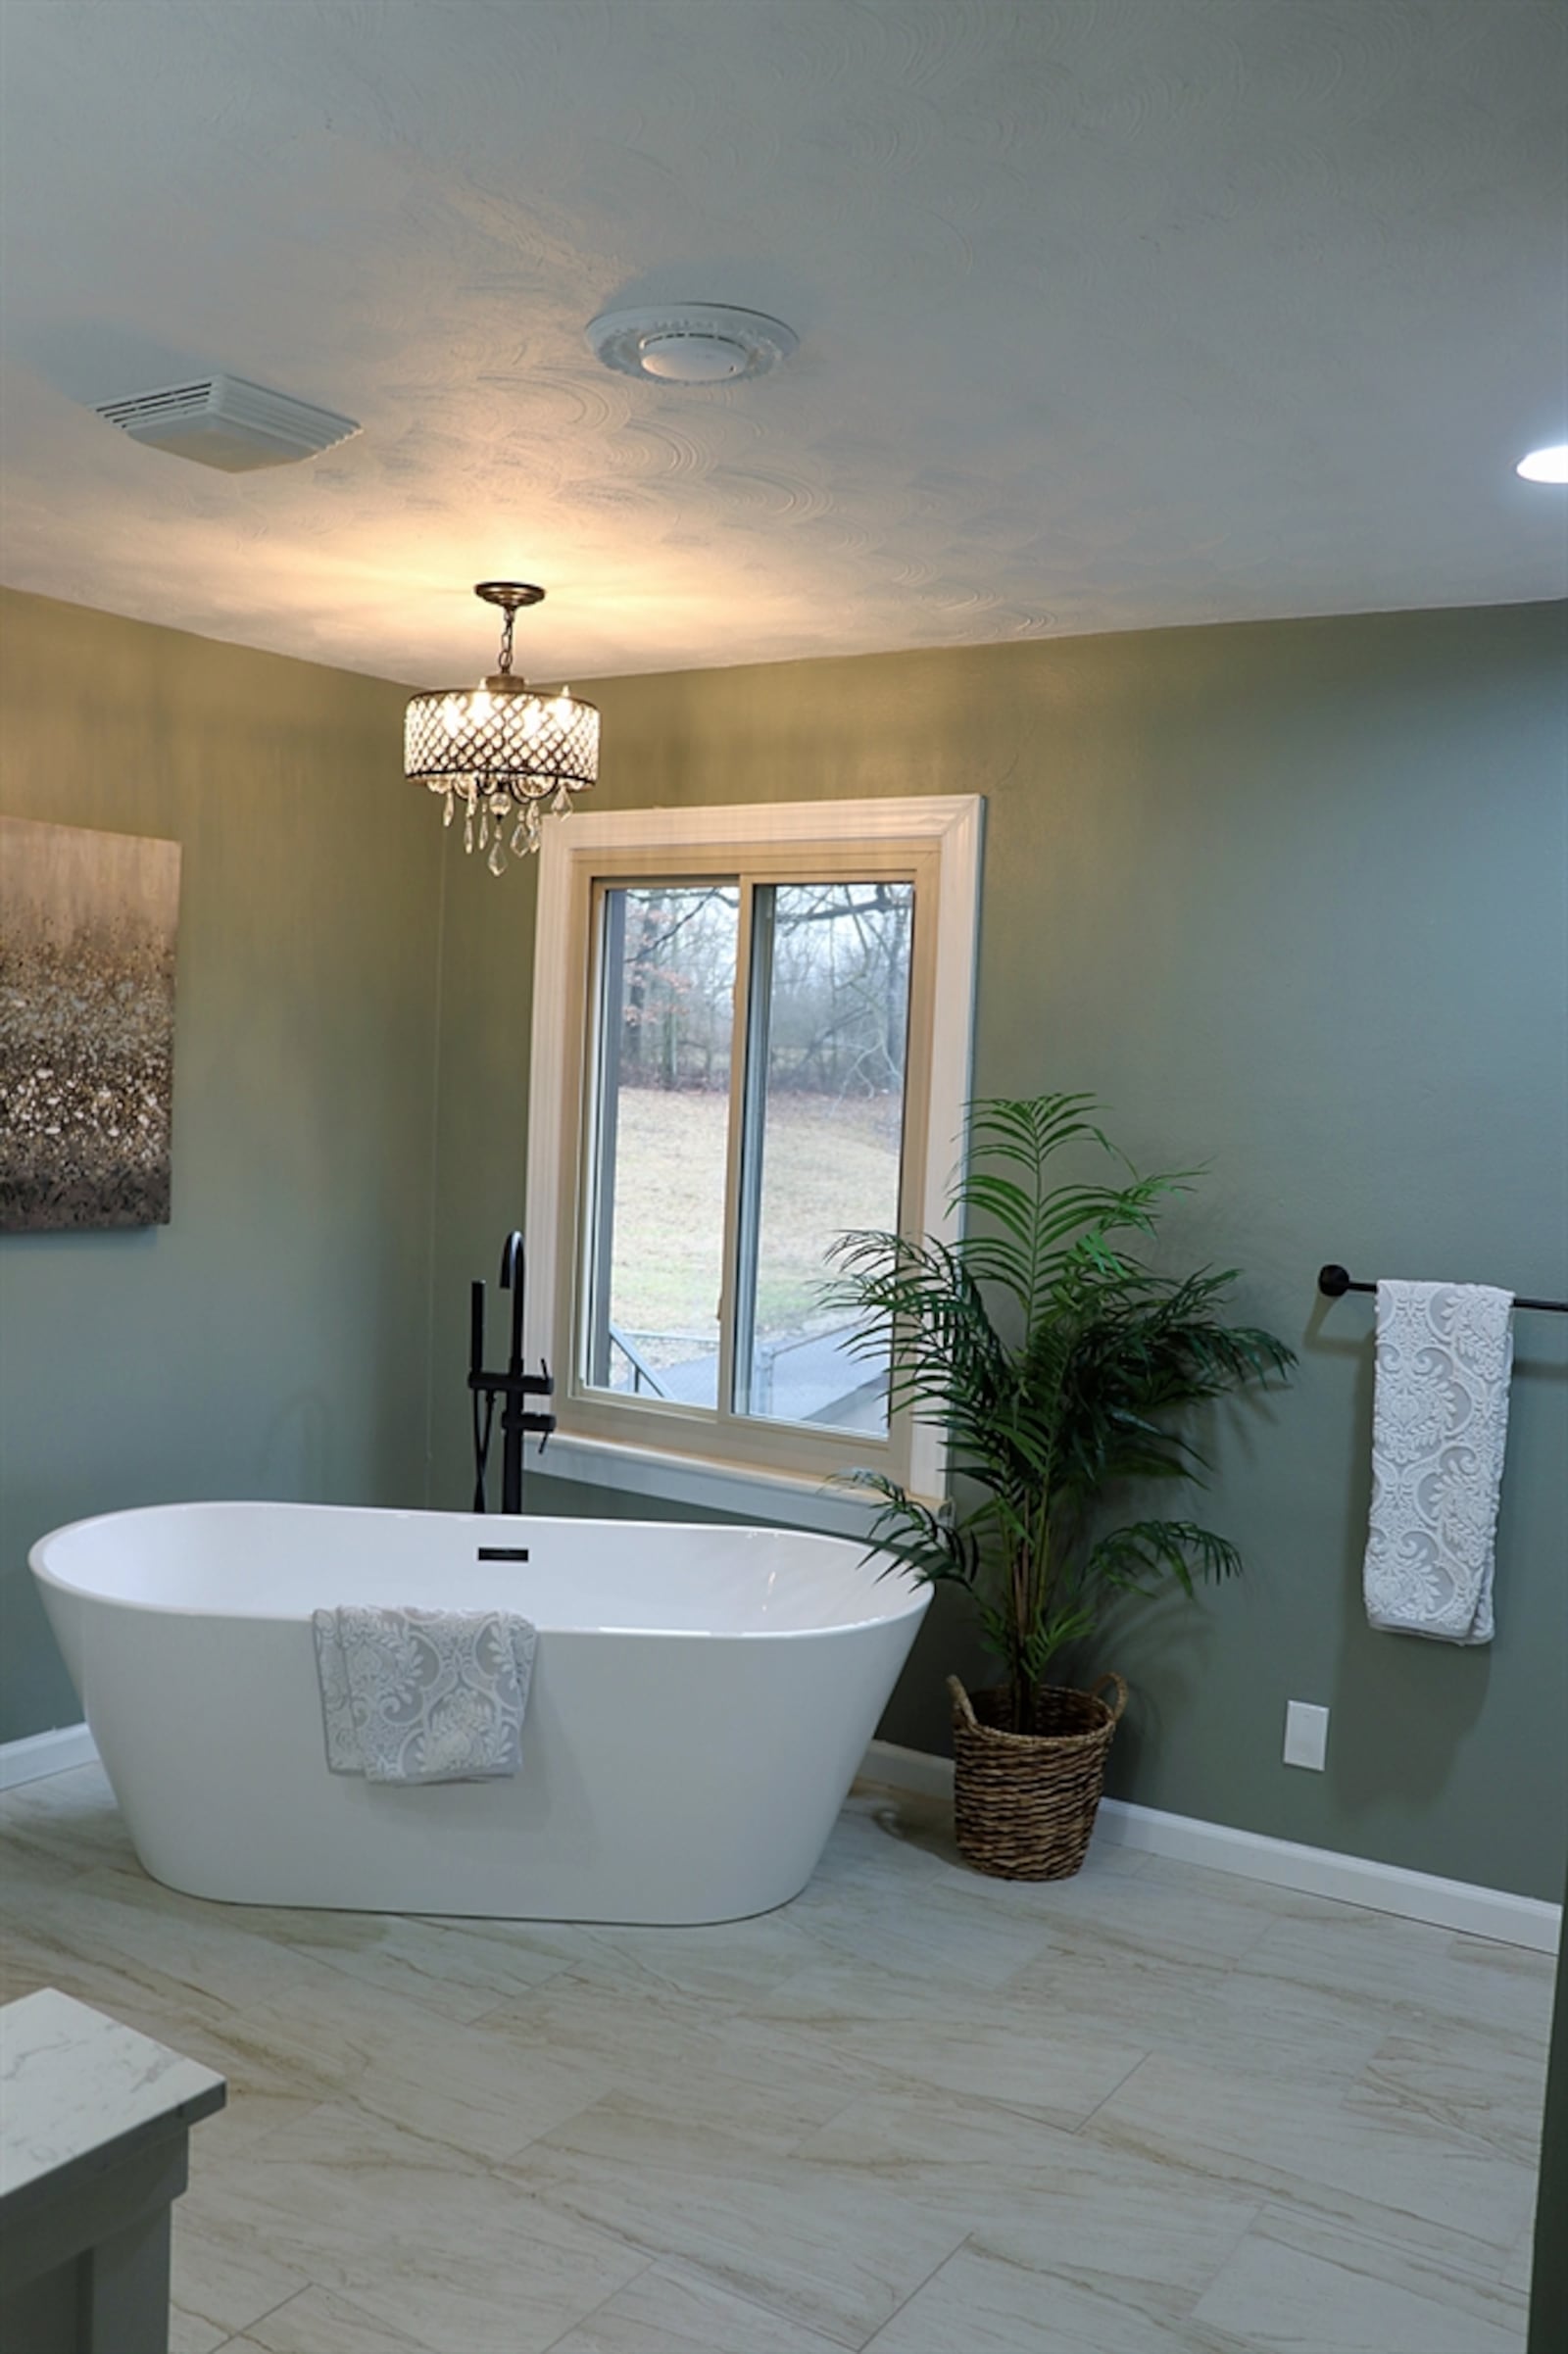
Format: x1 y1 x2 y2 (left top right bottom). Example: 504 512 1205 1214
28 1498 932 1641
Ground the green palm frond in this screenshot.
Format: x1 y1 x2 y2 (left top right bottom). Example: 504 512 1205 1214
952 1095 1196 1324
829 1092 1295 1723
1085 1520 1246 1598
838 1471 982 1594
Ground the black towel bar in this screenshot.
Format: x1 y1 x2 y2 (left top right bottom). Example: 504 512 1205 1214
1317 1264 1568 1315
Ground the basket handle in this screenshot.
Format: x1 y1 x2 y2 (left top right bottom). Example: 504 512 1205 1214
952 1671 1125 1727
1090 1670 1128 1725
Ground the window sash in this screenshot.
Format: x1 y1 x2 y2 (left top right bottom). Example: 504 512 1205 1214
730 879 917 1428
556 843 938 1485
727 880 771 1417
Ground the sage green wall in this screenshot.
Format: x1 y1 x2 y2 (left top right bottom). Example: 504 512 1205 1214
0 589 441 1742
432 600 1568 1901
5 587 1560 1904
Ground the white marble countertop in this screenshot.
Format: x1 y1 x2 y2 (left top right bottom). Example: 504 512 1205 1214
0 1986 226 2216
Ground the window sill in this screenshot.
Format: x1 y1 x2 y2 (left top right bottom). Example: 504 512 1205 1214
533 1431 919 1539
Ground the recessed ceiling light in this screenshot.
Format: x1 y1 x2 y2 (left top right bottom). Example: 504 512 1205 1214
1516 443 1568 484
587 304 798 386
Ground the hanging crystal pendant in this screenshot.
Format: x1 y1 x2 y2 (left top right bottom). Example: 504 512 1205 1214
404 584 600 871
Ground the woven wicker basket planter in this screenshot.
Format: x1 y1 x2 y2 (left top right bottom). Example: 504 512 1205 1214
948 1671 1127 1881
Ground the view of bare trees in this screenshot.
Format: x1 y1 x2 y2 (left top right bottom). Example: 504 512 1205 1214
612 887 736 1093
593 878 913 1431
612 881 911 1102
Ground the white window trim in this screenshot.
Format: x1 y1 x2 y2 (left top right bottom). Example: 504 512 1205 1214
523 794 983 1525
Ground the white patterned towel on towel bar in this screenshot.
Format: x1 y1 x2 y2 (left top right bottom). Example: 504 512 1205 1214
1362 1280 1515 1645
313 1606 537 1781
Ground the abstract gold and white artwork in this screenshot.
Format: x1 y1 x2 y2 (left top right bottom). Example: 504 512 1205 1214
0 814 181 1231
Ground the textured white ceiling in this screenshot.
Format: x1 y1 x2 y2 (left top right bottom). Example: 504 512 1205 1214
1 0 1564 686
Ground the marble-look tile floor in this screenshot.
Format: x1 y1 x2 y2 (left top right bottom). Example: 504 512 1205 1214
0 1763 1551 2353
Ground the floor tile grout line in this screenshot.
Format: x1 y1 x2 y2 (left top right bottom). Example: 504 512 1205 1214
200 2281 311 2350
784 2095 873 2164
1069 2044 1158 2133
867 2224 966 2352
851 2228 985 2354
1241 2193 1537 2308
525 2195 906 2354
1149 2191 1268 2314
533 2251 663 2353
245 2275 440 2354
1078 2096 1538 2277
545 2252 875 2354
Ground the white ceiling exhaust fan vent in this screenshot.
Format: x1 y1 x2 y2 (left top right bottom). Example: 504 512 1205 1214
93 373 361 471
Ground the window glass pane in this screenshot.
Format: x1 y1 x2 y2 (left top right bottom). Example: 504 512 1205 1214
735 881 913 1433
583 884 738 1408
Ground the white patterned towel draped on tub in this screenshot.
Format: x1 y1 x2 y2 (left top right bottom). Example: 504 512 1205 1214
313 1607 537 1782
1362 1280 1515 1645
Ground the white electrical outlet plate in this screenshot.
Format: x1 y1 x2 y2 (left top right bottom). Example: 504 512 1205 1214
1284 1700 1330 1772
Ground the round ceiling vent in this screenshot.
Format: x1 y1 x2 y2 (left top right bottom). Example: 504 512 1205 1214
587 304 798 385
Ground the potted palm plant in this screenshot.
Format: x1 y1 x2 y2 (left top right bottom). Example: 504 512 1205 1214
830 1094 1294 1881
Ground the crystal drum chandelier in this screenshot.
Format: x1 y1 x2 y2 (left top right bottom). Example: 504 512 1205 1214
404 583 600 873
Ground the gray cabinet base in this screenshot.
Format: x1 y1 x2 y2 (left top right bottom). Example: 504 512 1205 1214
0 2135 187 2354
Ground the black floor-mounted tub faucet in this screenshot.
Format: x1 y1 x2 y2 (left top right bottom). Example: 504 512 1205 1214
468 1231 555 1514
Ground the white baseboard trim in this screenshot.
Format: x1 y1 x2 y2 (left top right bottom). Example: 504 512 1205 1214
858 1740 1561 1955
0 1722 100 1790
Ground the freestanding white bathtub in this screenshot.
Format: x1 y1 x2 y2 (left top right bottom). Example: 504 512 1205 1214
29 1501 928 1924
